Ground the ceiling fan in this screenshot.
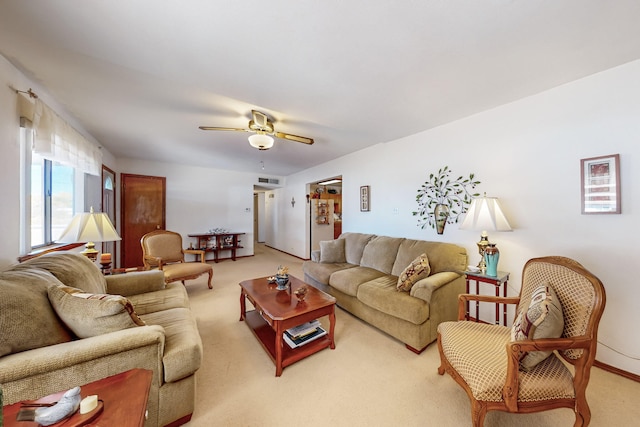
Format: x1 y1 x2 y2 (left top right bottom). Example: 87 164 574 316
199 110 314 150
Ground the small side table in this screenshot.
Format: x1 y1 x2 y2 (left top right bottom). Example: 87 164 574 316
3 369 152 427
464 270 510 325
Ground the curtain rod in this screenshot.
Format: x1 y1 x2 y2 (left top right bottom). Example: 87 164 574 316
16 88 38 99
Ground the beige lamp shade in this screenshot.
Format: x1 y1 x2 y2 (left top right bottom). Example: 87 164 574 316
57 207 121 260
460 195 512 232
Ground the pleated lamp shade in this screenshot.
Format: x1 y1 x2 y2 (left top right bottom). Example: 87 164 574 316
460 195 512 232
57 207 121 260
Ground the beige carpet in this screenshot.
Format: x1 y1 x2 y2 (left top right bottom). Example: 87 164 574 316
182 244 639 426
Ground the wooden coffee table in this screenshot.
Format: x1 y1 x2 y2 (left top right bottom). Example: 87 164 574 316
239 275 336 376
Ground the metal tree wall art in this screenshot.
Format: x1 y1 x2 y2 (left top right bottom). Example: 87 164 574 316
413 166 480 234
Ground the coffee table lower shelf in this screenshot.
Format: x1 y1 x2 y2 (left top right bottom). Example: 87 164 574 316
243 310 332 373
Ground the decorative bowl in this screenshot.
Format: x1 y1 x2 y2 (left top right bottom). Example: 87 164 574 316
294 286 308 302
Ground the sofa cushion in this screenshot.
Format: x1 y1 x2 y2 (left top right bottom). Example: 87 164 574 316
303 261 356 285
126 282 191 315
511 282 564 371
358 276 430 325
320 239 346 263
0 270 72 357
14 252 107 294
140 307 203 383
340 232 375 265
360 236 404 274
329 266 386 297
48 285 145 339
392 239 466 276
397 253 431 292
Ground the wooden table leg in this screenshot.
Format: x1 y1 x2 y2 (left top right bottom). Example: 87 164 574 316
329 306 336 349
239 290 246 321
275 320 283 377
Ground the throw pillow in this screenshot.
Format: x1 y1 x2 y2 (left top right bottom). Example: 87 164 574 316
511 282 564 370
320 239 346 263
397 253 431 292
48 285 145 339
0 270 72 357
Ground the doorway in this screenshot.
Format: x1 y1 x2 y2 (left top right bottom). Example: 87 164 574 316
309 176 342 254
102 165 117 266
120 173 166 268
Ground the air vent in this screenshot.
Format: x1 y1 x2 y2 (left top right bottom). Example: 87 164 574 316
258 177 279 184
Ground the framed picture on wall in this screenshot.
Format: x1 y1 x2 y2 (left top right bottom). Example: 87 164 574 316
581 154 620 214
360 185 370 212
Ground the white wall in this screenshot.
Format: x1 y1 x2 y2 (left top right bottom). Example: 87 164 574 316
272 59 640 375
117 158 260 257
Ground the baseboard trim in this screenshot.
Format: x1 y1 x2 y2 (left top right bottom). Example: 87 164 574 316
264 244 309 260
595 360 640 383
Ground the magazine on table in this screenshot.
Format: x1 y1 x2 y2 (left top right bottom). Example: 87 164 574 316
283 325 327 348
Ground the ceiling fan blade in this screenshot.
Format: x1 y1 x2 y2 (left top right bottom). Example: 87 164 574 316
274 131 314 145
198 126 250 132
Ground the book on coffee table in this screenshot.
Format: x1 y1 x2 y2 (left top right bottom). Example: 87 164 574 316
286 320 321 339
283 325 327 349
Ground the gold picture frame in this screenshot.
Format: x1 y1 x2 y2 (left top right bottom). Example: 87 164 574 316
360 186 370 212
580 154 620 214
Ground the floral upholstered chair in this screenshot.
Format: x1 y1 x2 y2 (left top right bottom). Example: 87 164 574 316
141 230 213 289
437 256 605 426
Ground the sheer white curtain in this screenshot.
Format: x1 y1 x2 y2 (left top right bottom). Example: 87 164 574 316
18 94 102 176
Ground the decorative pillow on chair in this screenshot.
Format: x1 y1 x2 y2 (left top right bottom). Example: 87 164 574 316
397 253 430 292
511 282 564 370
320 239 346 263
48 285 145 339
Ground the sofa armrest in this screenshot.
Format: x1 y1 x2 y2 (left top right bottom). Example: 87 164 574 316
105 270 166 297
410 271 461 303
0 325 165 404
311 250 321 262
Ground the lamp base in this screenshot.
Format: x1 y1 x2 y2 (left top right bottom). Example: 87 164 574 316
81 242 98 261
476 232 490 273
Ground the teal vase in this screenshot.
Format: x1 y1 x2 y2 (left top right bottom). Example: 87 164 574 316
484 243 499 277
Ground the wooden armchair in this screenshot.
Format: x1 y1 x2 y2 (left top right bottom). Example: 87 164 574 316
437 256 606 426
141 230 213 289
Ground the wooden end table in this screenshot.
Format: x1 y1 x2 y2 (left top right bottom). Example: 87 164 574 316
239 276 336 377
464 270 510 325
2 369 152 427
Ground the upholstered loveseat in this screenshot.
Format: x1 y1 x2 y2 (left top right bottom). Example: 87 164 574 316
303 232 467 353
0 253 202 427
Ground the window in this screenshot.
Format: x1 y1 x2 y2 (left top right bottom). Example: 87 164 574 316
21 127 76 250
18 95 102 254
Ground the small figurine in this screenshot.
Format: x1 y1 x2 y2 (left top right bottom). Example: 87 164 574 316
18 387 82 426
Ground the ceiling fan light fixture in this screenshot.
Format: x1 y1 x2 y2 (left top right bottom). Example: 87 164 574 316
248 133 274 150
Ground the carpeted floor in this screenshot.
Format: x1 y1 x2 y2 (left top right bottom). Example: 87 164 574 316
182 244 640 426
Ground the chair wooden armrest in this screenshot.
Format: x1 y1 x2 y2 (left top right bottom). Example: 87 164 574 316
183 249 206 263
457 294 520 320
143 255 164 270
503 336 593 411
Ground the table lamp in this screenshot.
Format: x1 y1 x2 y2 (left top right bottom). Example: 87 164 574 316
459 194 512 276
57 206 121 261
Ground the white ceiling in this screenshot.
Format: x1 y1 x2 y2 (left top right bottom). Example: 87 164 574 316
2 1 640 175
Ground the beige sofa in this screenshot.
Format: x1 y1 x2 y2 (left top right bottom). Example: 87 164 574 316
303 233 467 353
0 253 202 427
